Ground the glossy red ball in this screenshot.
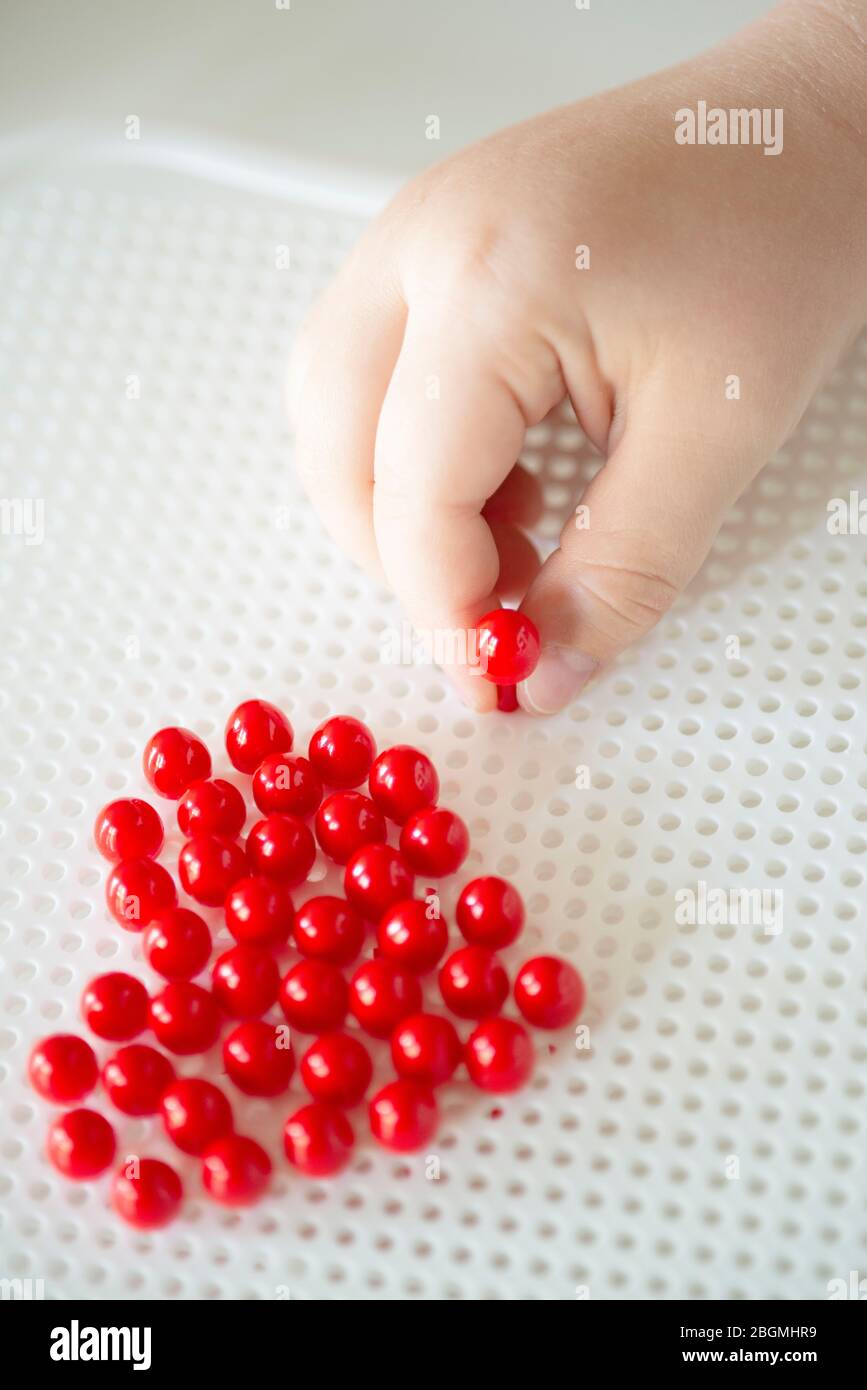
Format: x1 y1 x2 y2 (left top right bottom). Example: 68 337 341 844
438 945 509 1020
106 857 178 931
465 1017 534 1092
202 1133 271 1206
246 814 315 886
177 778 246 839
222 1020 294 1096
112 1157 183 1228
456 875 525 949
315 790 386 865
279 959 348 1034
101 1044 175 1115
368 744 439 825
514 955 585 1029
143 726 212 799
252 752 323 818
308 715 376 789
299 1031 373 1107
211 944 279 1018
284 1102 354 1177
148 981 221 1055
344 843 414 921
293 895 365 967
143 907 212 980
178 834 247 907
476 609 541 685
377 898 449 974
94 798 163 862
369 1080 438 1152
225 875 294 948
160 1077 233 1156
349 958 422 1040
390 1012 463 1087
81 972 149 1042
225 699 293 775
399 807 469 878
46 1108 116 1179
28 1034 98 1104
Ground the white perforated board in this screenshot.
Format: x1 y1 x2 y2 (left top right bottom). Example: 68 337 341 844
0 142 865 1302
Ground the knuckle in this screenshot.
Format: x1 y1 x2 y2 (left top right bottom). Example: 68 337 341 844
568 537 683 640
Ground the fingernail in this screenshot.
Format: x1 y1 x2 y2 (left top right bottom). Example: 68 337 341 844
518 647 597 715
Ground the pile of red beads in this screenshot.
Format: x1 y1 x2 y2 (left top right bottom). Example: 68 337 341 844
28 693 583 1229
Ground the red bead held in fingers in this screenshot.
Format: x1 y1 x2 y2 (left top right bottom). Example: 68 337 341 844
476 609 541 685
143 907 212 980
390 1012 463 1087
465 1017 534 1093
211 944 279 1019
143 726 212 799
308 715 376 789
223 1020 294 1097
28 1034 98 1104
279 959 348 1034
315 790 386 865
202 1134 272 1206
225 699 293 775
514 955 585 1030
293 895 365 967
377 897 449 974
225 876 294 948
179 835 247 908
94 798 164 862
246 815 316 886
102 1044 174 1115
46 1108 116 1180
148 981 221 1055
299 1031 373 1107
106 857 177 931
81 972 149 1042
177 778 246 840
284 1102 355 1178
349 958 422 1040
438 945 509 1020
112 1157 183 1229
160 1078 233 1156
369 1080 438 1153
399 807 469 878
344 843 414 921
253 752 323 818
456 875 525 950
368 744 439 825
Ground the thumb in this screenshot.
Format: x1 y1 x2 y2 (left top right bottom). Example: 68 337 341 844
517 391 765 715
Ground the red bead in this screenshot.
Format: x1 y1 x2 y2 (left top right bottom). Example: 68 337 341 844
106 857 177 930
399 808 469 878
28 1034 98 1104
369 1080 437 1152
465 1017 534 1092
179 834 247 907
368 744 439 825
94 798 163 861
143 907 212 980
47 1108 116 1179
293 895 365 967
377 898 449 974
143 726 212 799
160 1077 233 1156
514 955 585 1029
225 876 294 948
148 981 221 1055
246 815 315 886
438 945 509 1020
456 876 525 950
279 959 348 1033
177 778 246 839
315 790 386 865
344 843 414 921
112 1157 183 1228
102 1044 174 1115
252 752 322 818
299 1031 372 1106
308 715 376 789
225 699 293 775
496 683 519 712
349 958 422 1040
202 1133 271 1206
223 1019 294 1096
284 1102 354 1177
390 1012 463 1086
211 944 279 1018
81 972 148 1041
476 609 541 685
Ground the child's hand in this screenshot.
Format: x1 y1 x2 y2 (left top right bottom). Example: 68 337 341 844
288 0 867 713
